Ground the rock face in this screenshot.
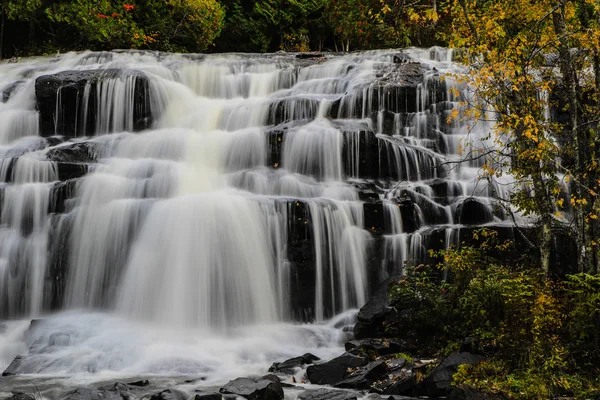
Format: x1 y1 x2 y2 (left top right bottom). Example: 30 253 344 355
220 377 284 400
35 69 153 137
417 352 485 397
306 352 369 385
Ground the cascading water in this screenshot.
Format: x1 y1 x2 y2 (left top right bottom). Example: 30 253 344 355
0 48 520 393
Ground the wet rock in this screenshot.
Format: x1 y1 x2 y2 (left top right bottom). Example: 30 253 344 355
62 388 124 400
370 369 416 396
149 389 186 400
46 141 98 163
345 338 405 357
220 377 284 400
306 352 369 385
127 379 150 387
455 198 493 225
334 360 388 389
353 274 401 339
56 162 89 181
2 80 24 102
268 353 320 374
417 352 485 397
260 374 294 388
35 69 153 137
297 388 358 400
2 355 24 376
194 394 224 400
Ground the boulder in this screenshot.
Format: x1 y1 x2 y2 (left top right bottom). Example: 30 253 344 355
417 352 485 397
370 369 416 396
297 388 358 400
220 377 283 400
149 389 186 400
306 352 369 385
268 353 320 374
353 274 401 339
334 360 388 389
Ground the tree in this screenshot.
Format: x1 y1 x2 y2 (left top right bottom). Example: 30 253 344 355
442 0 600 274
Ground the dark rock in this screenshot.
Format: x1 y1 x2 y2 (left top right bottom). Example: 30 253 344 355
56 162 89 181
345 338 405 357
35 69 153 137
455 198 493 225
269 353 320 373
353 274 401 339
149 389 185 400
2 355 24 376
2 80 24 102
220 377 284 400
448 385 505 400
46 141 98 163
194 394 223 400
417 352 485 397
306 352 369 385
296 53 324 60
334 360 388 389
297 388 358 400
62 388 123 400
261 374 295 388
127 379 150 387
371 369 416 396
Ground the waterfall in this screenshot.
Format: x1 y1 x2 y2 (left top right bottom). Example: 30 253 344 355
0 48 520 382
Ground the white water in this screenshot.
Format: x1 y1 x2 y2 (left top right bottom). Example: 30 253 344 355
0 48 521 390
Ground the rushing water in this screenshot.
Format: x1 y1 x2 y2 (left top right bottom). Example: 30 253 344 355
0 48 518 391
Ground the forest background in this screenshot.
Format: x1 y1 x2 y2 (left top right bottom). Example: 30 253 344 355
0 0 446 58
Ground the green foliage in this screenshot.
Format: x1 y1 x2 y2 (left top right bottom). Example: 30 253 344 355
388 230 600 399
